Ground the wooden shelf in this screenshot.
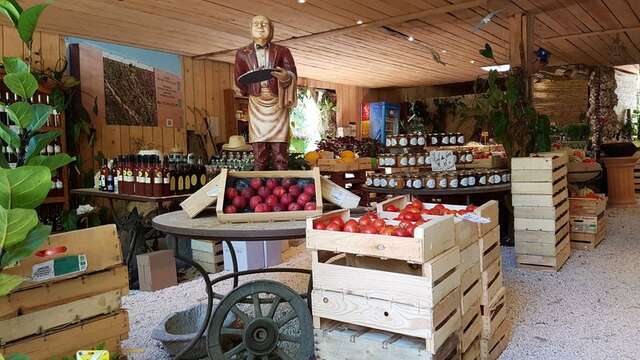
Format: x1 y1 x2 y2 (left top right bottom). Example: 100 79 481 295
43 196 66 204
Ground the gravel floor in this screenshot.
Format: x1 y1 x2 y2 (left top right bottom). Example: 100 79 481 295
122 207 640 359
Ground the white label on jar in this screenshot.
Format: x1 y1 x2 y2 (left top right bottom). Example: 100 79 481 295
431 136 438 145
408 157 416 166
399 138 408 147
461 177 469 187
452 155 458 163
427 179 436 189
388 158 396 166
391 138 398 146
55 179 63 189
450 179 459 188
494 175 502 184
458 135 465 144
439 178 448 188
449 135 456 144
418 136 426 146
506 173 511 182
413 180 423 189
441 136 449 145
409 137 418 146
388 179 396 188
378 158 385 167
479 176 487 185
400 158 408 166
373 178 381 187
385 138 392 147
406 179 413 188
380 179 388 187
366 178 373 186
425 156 431 165
466 154 474 162
417 156 425 165
468 177 476 186
501 174 508 183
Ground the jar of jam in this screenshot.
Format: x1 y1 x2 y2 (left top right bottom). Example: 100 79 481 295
365 173 374 187
398 134 409 147
405 175 413 189
440 133 449 145
373 174 381 187
387 175 397 188
436 173 448 189
378 155 386 168
452 151 460 164
465 150 474 163
430 133 439 146
425 173 436 189
398 154 409 167
380 175 389 188
385 154 397 167
412 175 423 189
417 152 426 166
460 171 469 188
492 170 502 184
385 136 393 148
457 132 465 145
390 135 398 147
478 170 488 186
395 175 406 189
408 153 417 167
503 170 511 183
425 152 432 167
449 133 457 145
409 132 418 146
448 172 459 188
467 170 477 187
417 132 426 146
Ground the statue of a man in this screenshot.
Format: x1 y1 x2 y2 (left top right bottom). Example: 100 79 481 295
234 15 297 170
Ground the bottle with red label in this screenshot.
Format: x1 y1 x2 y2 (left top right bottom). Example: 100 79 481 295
162 156 171 196
135 155 145 196
151 155 163 197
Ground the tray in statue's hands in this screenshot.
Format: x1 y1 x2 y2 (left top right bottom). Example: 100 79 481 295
238 68 276 85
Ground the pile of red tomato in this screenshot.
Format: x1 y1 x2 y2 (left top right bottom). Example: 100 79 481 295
384 199 478 218
312 211 428 238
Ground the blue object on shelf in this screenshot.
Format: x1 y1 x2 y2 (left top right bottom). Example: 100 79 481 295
368 102 401 144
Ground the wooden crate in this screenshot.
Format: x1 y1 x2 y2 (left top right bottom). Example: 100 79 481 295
313 247 460 309
512 188 568 208
515 232 570 257
569 195 607 216
511 176 568 195
462 337 480 360
460 300 481 353
307 209 455 264
570 214 606 234
571 227 606 250
513 197 569 221
515 220 569 246
460 241 480 272
511 153 568 182
479 319 510 360
480 287 506 339
312 288 461 354
460 264 481 315
216 168 323 223
314 321 460 360
479 226 500 272
3 225 123 291
191 240 224 273
480 259 503 306
180 173 223 218
0 311 128 360
516 238 571 272
377 196 497 238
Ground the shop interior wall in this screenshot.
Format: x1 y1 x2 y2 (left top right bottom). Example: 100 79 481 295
532 79 588 126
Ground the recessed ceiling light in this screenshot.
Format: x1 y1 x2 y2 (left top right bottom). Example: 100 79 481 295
481 64 511 72
297 0 306 3
408 36 415 42
470 60 475 64
442 50 447 53
356 20 363 25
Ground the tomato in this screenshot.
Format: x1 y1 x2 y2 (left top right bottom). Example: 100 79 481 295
405 224 417 236
457 210 470 216
358 216 373 226
399 220 413 229
360 225 378 234
373 218 387 230
381 226 395 235
393 228 410 237
313 221 328 230
406 212 421 221
384 204 400 212
343 220 360 233
326 222 343 232
329 217 344 226
414 219 425 226
410 199 424 208
433 204 445 210
405 206 422 214
466 204 477 211
421 208 433 215
366 211 379 219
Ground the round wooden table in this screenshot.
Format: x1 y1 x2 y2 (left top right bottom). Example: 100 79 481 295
152 209 310 359
602 155 640 207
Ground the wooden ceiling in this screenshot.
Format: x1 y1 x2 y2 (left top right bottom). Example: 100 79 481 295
11 0 640 88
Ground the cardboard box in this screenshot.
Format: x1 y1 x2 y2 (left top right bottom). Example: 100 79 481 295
137 250 177 291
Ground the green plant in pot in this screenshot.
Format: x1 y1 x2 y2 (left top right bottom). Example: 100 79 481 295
0 0 74 298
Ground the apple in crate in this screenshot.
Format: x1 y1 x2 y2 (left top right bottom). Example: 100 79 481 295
304 202 316 211
265 178 279 190
255 203 272 212
265 195 280 208
273 186 286 198
280 194 294 207
249 195 263 210
232 196 247 210
288 203 302 211
289 185 302 197
250 178 263 190
224 205 238 213
297 193 312 207
225 188 238 200
241 188 255 199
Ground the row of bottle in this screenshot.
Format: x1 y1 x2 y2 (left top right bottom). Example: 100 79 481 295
99 154 208 196
210 150 254 172
385 132 466 148
49 169 65 197
366 169 511 190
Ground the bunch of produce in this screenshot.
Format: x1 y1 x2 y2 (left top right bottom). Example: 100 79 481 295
223 177 316 213
316 136 382 158
384 198 478 217
312 212 427 238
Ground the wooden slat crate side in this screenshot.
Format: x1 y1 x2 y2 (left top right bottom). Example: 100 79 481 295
568 196 607 216
510 164 567 183
460 266 481 315
321 176 362 209
314 323 460 360
480 288 507 339
312 248 460 308
480 260 503 306
511 153 568 170
3 225 123 292
179 173 223 218
0 288 124 344
511 176 567 195
190 239 223 253
0 266 128 321
460 241 480 273
515 232 570 257
513 198 569 220
479 320 510 360
307 210 455 263
192 250 224 264
460 307 481 353
570 215 606 234
516 239 571 272
312 288 461 353
570 227 606 250
0 311 128 360
515 221 570 245
462 337 480 360
514 209 569 232
512 188 568 208
479 226 500 272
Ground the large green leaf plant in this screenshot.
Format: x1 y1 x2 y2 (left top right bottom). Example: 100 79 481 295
0 0 74 297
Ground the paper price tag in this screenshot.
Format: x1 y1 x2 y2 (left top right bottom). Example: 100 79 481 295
429 150 456 172
460 213 491 224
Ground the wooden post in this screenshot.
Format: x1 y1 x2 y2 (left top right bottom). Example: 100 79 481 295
509 12 535 103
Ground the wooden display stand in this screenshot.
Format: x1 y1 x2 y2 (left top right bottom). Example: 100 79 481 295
602 156 639 208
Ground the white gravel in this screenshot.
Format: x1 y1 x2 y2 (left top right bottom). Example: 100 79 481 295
122 207 640 359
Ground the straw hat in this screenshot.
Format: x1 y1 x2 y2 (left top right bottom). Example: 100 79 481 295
222 135 252 152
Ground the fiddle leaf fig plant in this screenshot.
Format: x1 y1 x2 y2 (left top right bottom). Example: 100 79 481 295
0 0 74 297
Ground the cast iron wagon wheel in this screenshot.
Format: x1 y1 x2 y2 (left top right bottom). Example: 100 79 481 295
207 280 314 360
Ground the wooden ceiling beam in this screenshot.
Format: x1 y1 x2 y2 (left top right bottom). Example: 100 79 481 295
195 0 500 59
541 26 640 42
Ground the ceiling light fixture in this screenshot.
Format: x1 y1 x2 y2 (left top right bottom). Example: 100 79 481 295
481 64 511 72
442 50 447 53
470 60 475 64
297 0 306 3
408 36 415 42
356 20 363 25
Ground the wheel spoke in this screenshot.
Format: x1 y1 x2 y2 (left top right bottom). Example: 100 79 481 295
223 343 247 359
266 295 282 319
221 327 243 336
275 347 295 360
278 333 301 343
247 354 255 360
252 293 263 318
231 305 252 324
276 310 298 328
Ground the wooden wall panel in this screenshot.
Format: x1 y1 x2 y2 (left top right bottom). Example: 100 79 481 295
533 79 588 126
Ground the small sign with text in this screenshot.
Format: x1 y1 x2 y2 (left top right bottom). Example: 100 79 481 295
430 150 457 172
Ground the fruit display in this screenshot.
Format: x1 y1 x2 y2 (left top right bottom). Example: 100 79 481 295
222 176 318 214
312 211 428 238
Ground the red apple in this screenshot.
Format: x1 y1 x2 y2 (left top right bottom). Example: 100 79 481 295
281 178 295 189
280 194 294 207
288 203 302 211
272 204 285 212
289 185 302 197
232 196 247 209
257 186 271 199
225 188 238 201
250 178 263 190
297 193 311 207
265 195 279 208
303 184 315 196
255 203 271 213
304 202 316 211
272 186 286 198
224 205 237 214
241 188 255 199
265 178 279 190
249 195 263 210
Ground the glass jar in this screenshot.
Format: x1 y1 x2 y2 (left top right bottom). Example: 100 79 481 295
449 133 457 145
478 170 488 186
366 173 374 187
417 152 426 166
390 135 398 147
460 171 469 188
395 175 405 189
378 155 386 168
465 150 474 163
503 170 511 183
448 172 459 189
398 134 409 147
440 133 449 145
380 175 389 188
468 170 477 187
409 133 418 146
492 170 502 185
452 151 460 164
385 154 397 167
373 174 381 187
405 175 413 189
387 175 397 189
430 133 439 146
417 132 426 146
412 175 423 189
437 173 448 189
398 154 409 167
425 152 432 167
457 132 465 145
385 136 393 148
425 173 436 189
408 153 417 167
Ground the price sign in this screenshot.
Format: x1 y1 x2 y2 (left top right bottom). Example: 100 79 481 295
430 150 457 171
